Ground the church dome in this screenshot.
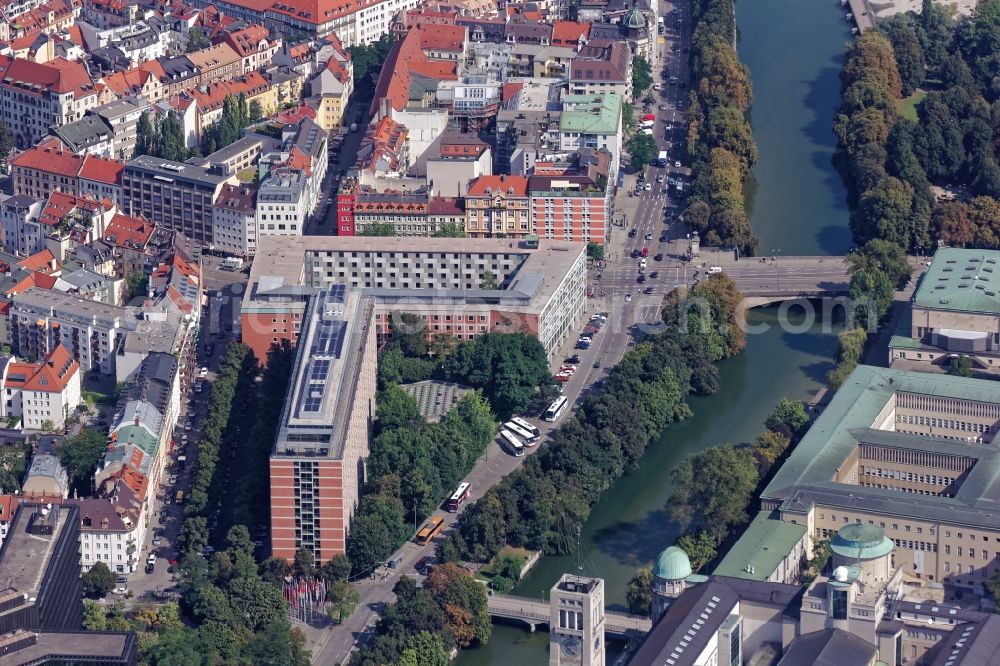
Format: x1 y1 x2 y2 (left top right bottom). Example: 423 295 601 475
654 546 692 581
623 6 649 31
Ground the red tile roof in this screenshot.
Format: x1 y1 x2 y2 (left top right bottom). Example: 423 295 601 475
0 495 21 524
4 345 78 393
223 24 272 57
551 20 590 45
190 71 270 113
79 154 124 185
18 249 60 274
102 67 154 97
370 26 458 116
38 192 109 230
104 213 156 250
417 23 466 52
10 138 83 177
214 183 256 214
467 175 529 197
274 103 317 124
0 56 95 98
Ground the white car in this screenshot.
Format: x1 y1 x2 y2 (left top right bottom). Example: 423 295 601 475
674 160 682 168
198 367 208 378
112 587 128 596
625 294 632 302
168 475 178 485
644 183 652 191
152 536 162 546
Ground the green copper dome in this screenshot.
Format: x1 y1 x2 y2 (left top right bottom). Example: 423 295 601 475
654 546 692 581
623 6 648 30
830 524 894 560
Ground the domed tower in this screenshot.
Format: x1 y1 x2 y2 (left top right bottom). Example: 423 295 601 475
620 2 654 70
651 546 692 621
622 4 649 37
830 524 894 584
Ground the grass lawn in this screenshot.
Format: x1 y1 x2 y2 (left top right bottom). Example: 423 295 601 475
897 90 927 122
236 168 256 183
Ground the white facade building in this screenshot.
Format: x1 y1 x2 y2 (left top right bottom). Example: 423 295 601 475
256 169 307 238
0 346 82 431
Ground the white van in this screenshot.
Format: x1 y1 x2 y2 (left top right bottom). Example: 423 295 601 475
707 266 722 275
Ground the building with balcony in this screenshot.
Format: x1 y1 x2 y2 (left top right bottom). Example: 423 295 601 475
0 57 99 148
465 175 531 238
0 345 81 431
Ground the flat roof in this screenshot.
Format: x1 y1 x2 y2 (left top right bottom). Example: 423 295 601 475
0 504 71 601
5 630 133 664
914 247 1000 314
712 512 807 580
764 365 1000 529
12 287 135 325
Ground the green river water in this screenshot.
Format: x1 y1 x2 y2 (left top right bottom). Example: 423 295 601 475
456 1 852 662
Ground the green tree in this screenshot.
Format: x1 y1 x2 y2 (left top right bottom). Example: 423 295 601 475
455 490 506 562
83 599 107 629
625 567 653 615
675 532 717 572
631 56 653 97
322 553 352 583
754 430 791 466
398 631 449 666
801 539 832 585
39 419 55 432
186 27 211 53
586 242 605 261
386 312 429 358
57 429 108 495
0 121 12 165
360 221 396 236
82 561 116 597
127 271 149 300
159 111 186 161
666 444 759 544
479 272 499 290
326 580 360 623
626 133 658 169
765 398 809 435
136 112 155 156
432 222 466 237
293 547 316 579
827 327 869 387
444 333 550 417
249 100 263 122
376 384 421 431
950 355 974 377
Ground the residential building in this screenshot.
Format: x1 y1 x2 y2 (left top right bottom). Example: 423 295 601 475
368 25 459 119
11 137 84 200
0 196 43 258
529 149 612 244
186 42 242 87
36 191 117 262
223 25 281 74
10 288 138 374
425 129 492 196
50 115 115 157
356 116 410 183
0 57 99 148
568 40 632 98
558 93 623 176
0 345 81 431
189 72 276 139
76 486 144 574
465 175 531 238
77 154 125 208
213 183 257 257
122 156 235 245
78 20 171 67
306 33 353 130
91 96 152 160
336 178 356 236
352 190 429 236
256 169 307 237
269 284 377 561
890 248 1000 374
20 438 69 498
103 212 156 277
241 236 587 361
259 118 329 216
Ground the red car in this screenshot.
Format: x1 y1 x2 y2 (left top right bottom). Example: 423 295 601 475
642 113 655 121
640 247 649 257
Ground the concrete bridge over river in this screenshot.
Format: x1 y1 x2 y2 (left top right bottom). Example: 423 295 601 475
487 592 652 640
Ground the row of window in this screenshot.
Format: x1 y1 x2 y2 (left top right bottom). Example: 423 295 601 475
860 467 956 486
896 413 996 433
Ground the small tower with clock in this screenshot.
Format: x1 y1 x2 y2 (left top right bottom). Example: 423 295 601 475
549 574 605 666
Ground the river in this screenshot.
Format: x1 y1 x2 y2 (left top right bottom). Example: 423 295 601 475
456 306 839 665
455 1 851 662
738 0 853 256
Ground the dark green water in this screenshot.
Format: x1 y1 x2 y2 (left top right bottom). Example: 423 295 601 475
456 306 839 665
737 0 853 256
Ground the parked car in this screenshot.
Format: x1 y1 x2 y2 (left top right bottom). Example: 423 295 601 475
565 355 581 364
654 253 664 261
415 556 434 575
113 587 128 596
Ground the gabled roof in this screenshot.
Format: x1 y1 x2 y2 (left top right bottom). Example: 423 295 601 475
370 26 458 116
222 24 272 57
186 41 240 70
10 137 84 177
79 154 125 185
214 183 256 214
101 67 154 97
551 20 591 45
417 23 467 52
190 71 270 113
0 56 95 98
3 344 78 393
467 174 529 197
18 249 59 274
104 213 155 250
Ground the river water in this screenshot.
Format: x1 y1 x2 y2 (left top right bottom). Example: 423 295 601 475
456 1 851 662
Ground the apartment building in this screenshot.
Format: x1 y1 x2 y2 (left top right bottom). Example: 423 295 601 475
465 175 531 238
10 288 138 374
122 156 235 245
529 149 613 244
241 236 587 362
91 97 152 160
754 365 1000 595
0 196 43 258
558 94 623 177
568 40 632 98
256 169 307 237
11 138 84 200
890 248 1000 374
0 57 99 148
0 345 81 431
307 34 353 130
352 191 430 236
269 284 376 561
212 183 257 256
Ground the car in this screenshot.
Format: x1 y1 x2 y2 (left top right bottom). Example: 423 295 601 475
560 365 576 373
669 76 678 85
643 287 655 294
198 367 208 378
565 354 581 364
153 536 162 547
650 271 659 279
583 326 599 336
169 475 178 485
388 558 402 569
654 253 664 261
656 175 665 183
674 160 682 168
145 563 155 574
193 382 203 394
628 228 637 238
625 294 632 302
672 43 680 51
113 587 128 596
593 361 602 368
665 123 673 131
555 372 571 383
641 247 650 257
415 556 434 575
643 183 652 191
637 274 646 284
147 553 156 566
180 434 188 443
116 576 128 585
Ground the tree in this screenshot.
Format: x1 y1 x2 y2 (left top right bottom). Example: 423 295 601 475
57 429 108 495
632 56 653 97
0 121 12 165
479 272 499 290
376 384 421 431
398 631 449 666
626 567 653 615
586 242 605 261
82 561 116 597
801 539 832 585
386 311 430 358
827 327 869 387
987 570 1000 607
360 221 396 236
326 581 360 623
83 599 107 629
626 133 658 169
754 430 791 467
322 553 352 583
186 27 211 53
950 355 974 377
39 419 55 432
444 333 551 417
136 112 155 156
432 222 466 237
765 398 809 435
666 444 759 544
127 271 149 300
249 100 263 122
455 490 506 562
675 532 717 572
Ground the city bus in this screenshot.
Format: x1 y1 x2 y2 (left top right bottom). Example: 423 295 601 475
504 421 539 445
415 515 445 545
499 429 525 457
510 417 540 439
544 396 569 422
445 482 472 511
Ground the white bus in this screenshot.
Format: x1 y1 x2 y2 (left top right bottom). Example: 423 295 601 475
504 421 538 445
499 429 525 457
510 417 540 439
544 396 569 422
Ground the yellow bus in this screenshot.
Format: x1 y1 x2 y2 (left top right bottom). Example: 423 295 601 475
175 490 184 505
415 515 445 545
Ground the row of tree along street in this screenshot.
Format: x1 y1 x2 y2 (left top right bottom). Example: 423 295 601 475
683 0 759 254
